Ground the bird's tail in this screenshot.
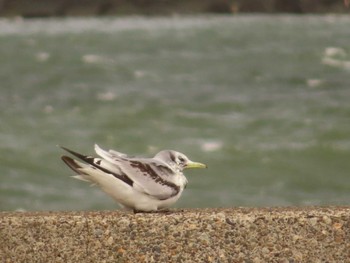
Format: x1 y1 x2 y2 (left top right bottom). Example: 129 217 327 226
60 146 134 187
61 156 94 183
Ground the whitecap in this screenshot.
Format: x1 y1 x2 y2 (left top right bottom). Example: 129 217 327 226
306 78 323 88
35 51 50 62
322 47 350 70
324 47 346 58
82 54 110 64
200 140 223 152
96 91 117 101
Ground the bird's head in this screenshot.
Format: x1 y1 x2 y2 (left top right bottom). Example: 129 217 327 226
155 150 207 172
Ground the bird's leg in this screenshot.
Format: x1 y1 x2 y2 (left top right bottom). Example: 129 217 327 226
133 209 177 214
133 209 157 214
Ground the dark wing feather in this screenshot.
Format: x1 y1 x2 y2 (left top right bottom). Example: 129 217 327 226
60 146 133 187
61 156 86 175
124 159 180 200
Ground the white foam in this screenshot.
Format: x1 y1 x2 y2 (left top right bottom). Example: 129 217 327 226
324 47 346 58
43 105 54 113
200 140 223 152
322 47 350 70
82 54 108 64
0 16 228 36
35 51 50 62
306 79 323 88
96 91 117 101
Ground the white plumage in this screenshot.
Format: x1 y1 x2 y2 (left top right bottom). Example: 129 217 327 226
61 144 206 212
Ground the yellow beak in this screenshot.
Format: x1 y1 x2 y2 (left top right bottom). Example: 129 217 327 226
185 161 207 169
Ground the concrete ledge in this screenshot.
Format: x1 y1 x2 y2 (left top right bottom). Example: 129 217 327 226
0 0 349 17
1 207 349 262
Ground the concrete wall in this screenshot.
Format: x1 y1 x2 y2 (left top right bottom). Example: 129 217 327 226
0 0 349 17
1 207 349 262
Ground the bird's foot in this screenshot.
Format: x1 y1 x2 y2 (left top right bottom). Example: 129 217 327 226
133 208 178 214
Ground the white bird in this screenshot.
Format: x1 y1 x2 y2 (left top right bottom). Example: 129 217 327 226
60 144 207 212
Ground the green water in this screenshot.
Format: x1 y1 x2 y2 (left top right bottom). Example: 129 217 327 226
1 15 350 211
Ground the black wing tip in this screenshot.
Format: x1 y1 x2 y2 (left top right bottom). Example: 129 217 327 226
61 155 73 168
61 155 73 163
59 146 91 161
61 155 83 174
60 146 75 154
57 145 69 151
60 147 135 187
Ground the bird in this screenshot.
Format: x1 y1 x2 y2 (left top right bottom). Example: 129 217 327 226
60 144 207 212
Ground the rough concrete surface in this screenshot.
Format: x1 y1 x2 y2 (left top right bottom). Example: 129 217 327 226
0 0 349 17
0 207 349 262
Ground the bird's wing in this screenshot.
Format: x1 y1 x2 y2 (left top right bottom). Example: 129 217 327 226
109 149 133 158
61 146 133 187
95 144 180 200
95 144 136 159
123 158 180 200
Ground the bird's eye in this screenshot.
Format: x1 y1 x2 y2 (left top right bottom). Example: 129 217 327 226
178 157 185 163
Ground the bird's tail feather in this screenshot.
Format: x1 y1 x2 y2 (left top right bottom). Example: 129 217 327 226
61 156 85 175
61 146 120 176
60 146 134 187
61 156 93 183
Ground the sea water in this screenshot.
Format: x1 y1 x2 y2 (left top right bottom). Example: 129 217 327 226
1 15 350 211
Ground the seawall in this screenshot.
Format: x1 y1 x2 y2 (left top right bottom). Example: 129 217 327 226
1 207 349 262
0 0 349 17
